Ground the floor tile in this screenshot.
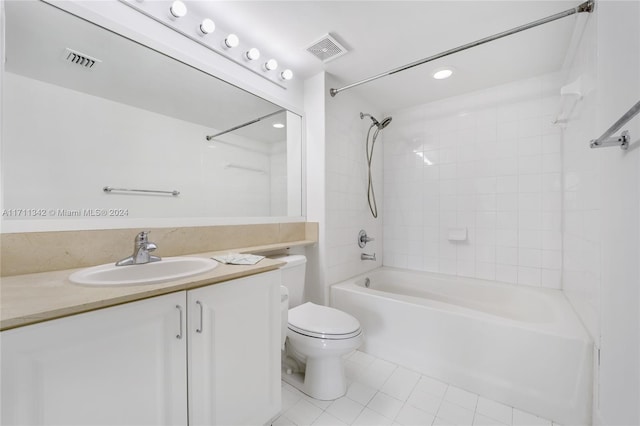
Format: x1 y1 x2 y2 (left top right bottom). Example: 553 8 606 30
284 399 324 426
414 375 448 398
302 393 333 410
433 417 456 426
476 397 512 425
396 404 436 426
312 411 349 426
347 381 378 406
444 385 479 410
357 359 398 389
512 409 551 426
352 407 395 426
349 350 377 367
282 387 303 412
381 367 421 401
436 400 475 426
474 412 509 426
273 415 295 426
326 396 365 425
368 392 404 420
279 350 556 426
406 388 443 415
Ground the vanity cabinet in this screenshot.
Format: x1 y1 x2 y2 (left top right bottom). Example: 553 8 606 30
188 272 281 425
0 270 281 426
1 291 189 425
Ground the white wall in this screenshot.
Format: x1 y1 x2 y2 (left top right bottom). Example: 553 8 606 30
383 73 563 288
303 72 327 305
324 74 383 287
561 2 640 424
304 72 383 304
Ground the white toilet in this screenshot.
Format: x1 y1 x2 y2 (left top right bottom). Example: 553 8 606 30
276 255 363 400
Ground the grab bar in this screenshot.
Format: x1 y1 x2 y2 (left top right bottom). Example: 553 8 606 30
590 100 640 150
103 186 180 196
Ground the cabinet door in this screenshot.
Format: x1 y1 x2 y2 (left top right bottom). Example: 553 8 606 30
1 292 188 426
188 270 281 426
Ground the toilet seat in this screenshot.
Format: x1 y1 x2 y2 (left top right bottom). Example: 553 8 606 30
288 302 362 340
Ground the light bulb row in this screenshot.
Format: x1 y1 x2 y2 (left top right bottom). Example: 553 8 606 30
168 0 293 81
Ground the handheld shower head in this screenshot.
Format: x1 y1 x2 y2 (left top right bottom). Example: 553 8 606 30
378 117 392 129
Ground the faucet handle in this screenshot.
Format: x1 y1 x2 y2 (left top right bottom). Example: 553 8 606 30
358 229 374 248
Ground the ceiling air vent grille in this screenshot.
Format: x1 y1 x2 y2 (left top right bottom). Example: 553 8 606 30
63 48 101 70
306 34 348 63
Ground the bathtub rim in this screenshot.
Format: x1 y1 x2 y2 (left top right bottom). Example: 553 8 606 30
331 266 592 343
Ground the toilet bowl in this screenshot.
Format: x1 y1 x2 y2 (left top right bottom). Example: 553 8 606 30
274 255 363 400
285 302 363 400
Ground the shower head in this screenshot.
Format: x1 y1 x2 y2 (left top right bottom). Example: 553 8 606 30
378 117 392 129
360 112 392 129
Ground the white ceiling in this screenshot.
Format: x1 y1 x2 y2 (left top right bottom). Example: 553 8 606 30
194 1 583 112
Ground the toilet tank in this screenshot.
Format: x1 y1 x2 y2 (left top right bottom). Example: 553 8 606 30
272 255 306 308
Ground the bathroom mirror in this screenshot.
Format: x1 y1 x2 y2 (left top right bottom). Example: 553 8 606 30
1 1 303 230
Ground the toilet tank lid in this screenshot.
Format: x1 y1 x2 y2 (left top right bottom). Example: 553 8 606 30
271 255 307 269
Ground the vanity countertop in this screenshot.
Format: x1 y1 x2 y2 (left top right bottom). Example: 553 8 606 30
0 252 285 331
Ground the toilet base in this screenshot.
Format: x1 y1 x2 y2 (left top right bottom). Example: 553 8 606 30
281 358 347 401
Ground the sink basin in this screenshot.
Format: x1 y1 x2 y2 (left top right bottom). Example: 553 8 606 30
69 257 218 286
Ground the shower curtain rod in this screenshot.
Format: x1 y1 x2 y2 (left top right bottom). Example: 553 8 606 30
205 109 285 141
329 0 594 97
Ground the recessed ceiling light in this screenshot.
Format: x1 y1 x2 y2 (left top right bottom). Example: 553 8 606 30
433 69 453 80
273 123 285 129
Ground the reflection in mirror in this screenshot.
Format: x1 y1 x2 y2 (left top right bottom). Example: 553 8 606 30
1 1 303 228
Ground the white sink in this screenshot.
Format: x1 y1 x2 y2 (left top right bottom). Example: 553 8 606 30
69 257 218 286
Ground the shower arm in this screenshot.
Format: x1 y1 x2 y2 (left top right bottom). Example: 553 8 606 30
329 0 594 97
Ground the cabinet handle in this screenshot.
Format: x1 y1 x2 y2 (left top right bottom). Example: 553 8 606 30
196 301 203 333
176 305 183 340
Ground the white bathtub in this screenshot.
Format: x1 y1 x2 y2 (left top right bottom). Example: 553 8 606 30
331 267 592 425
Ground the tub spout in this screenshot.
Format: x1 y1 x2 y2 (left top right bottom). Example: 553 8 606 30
361 253 376 261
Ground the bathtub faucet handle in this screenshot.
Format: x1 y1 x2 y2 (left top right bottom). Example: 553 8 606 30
358 230 375 248
361 253 376 261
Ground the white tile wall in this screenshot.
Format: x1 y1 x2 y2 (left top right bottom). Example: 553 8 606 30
382 73 563 288
324 74 383 287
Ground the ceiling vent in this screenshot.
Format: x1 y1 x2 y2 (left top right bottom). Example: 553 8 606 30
63 48 101 70
306 34 348 63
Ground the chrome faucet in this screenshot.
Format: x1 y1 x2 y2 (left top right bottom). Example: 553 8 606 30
361 253 376 261
115 231 161 266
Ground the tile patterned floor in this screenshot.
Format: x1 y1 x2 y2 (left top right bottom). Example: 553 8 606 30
273 351 562 426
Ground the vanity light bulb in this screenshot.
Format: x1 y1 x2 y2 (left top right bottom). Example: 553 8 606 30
245 48 260 61
169 0 187 18
199 19 215 35
264 59 278 71
224 34 239 48
280 69 293 81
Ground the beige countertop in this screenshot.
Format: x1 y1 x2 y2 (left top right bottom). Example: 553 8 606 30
0 252 285 331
